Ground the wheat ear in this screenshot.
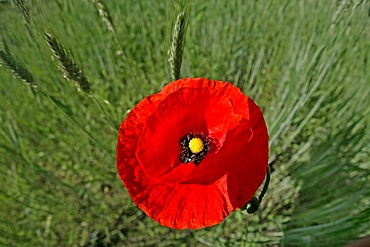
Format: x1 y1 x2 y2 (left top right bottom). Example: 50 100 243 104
14 0 31 24
168 10 187 81
93 0 115 32
0 49 35 85
44 33 91 93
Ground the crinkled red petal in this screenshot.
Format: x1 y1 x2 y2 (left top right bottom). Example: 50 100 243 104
135 87 210 181
116 78 269 229
148 173 239 229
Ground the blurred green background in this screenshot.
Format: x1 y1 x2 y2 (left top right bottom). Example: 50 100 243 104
0 0 369 246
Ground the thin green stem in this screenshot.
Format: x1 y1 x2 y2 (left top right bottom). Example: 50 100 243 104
91 96 118 130
258 165 271 203
37 90 113 158
241 165 271 214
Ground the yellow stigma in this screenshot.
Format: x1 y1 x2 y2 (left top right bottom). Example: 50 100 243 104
189 138 204 154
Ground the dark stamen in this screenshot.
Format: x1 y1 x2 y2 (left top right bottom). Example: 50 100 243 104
180 132 210 165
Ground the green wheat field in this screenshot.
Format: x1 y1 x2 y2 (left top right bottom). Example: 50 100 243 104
0 0 369 246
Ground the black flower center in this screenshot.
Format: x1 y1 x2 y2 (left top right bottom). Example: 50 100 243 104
180 133 210 165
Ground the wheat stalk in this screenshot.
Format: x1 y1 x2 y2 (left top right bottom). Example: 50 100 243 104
44 33 91 93
168 10 187 81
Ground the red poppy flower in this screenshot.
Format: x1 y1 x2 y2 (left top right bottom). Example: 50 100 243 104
116 78 268 229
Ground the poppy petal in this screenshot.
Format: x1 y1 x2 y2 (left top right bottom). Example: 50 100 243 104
135 87 210 180
116 78 269 229
183 117 267 207
145 173 239 229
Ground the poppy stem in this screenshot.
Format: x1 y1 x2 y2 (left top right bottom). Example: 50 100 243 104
258 165 271 203
242 165 271 214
